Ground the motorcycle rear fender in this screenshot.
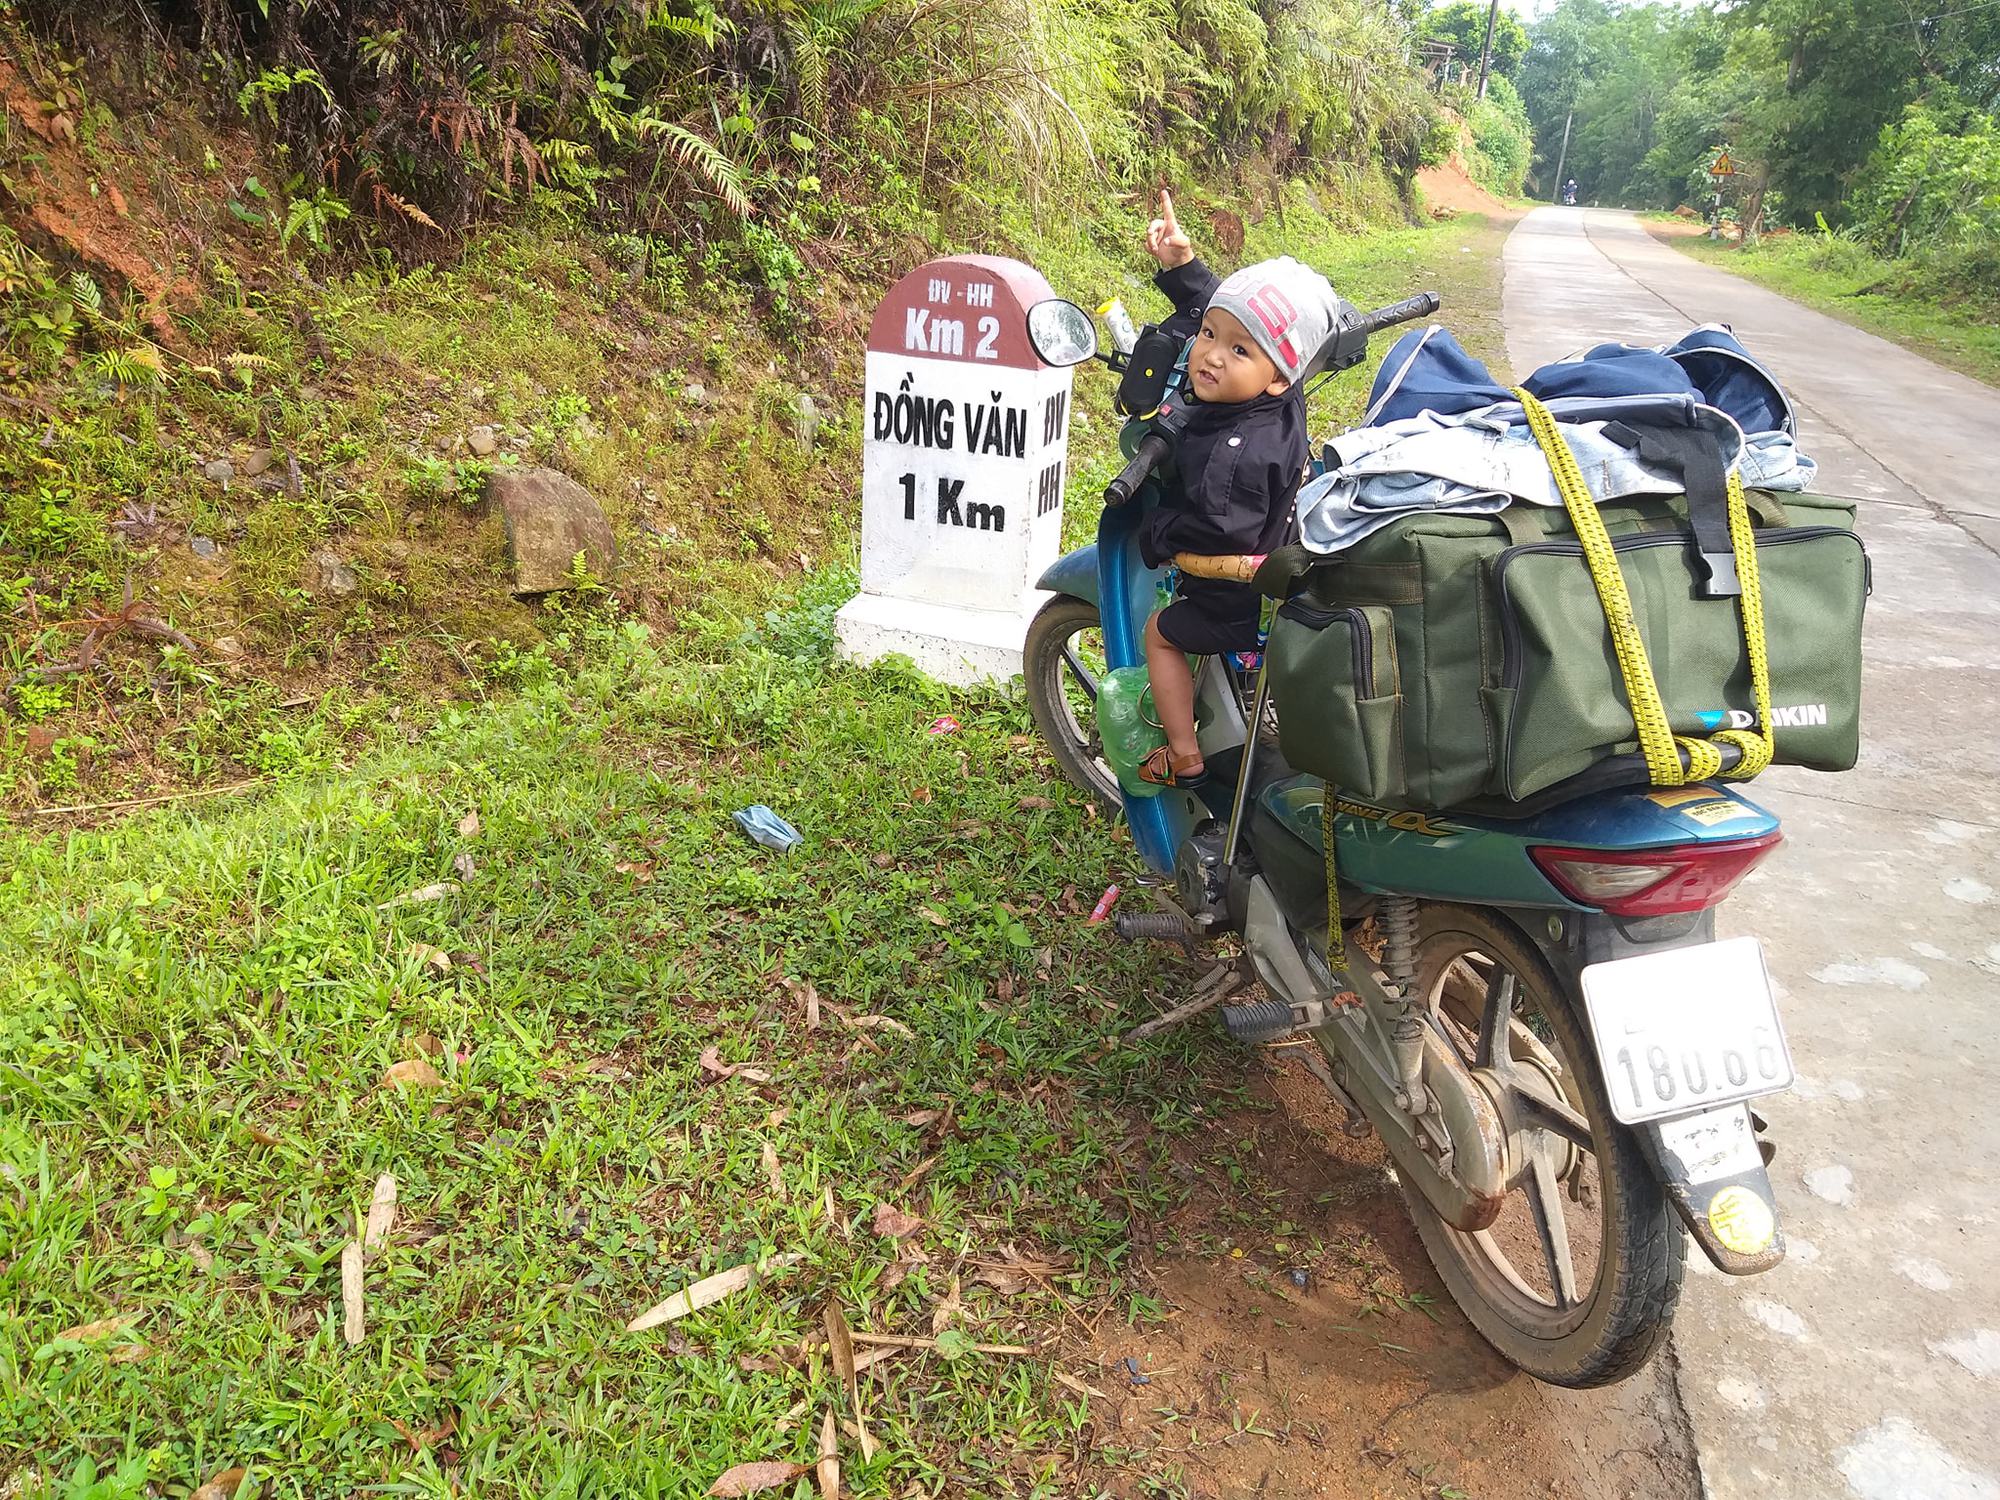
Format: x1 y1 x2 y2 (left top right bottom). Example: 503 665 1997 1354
1037 544 1100 608
1639 1110 1787 1274
1555 910 1787 1275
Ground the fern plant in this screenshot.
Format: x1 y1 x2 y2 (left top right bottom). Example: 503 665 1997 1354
636 117 753 218
279 187 353 255
85 347 165 390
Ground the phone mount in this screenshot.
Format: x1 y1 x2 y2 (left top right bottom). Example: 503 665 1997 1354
1115 325 1182 416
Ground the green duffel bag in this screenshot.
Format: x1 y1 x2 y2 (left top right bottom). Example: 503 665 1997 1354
1266 487 1869 811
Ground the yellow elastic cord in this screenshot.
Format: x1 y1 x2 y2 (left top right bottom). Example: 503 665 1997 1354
1322 791 1345 971
1512 389 1775 785
1515 389 1687 784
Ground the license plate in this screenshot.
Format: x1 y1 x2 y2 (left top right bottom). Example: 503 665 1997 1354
1580 936 1795 1125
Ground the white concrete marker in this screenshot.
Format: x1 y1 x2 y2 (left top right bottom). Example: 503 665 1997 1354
835 255 1076 686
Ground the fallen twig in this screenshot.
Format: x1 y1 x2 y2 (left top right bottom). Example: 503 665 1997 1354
849 1332 1035 1355
1124 966 1244 1043
363 1173 397 1252
627 1252 804 1332
340 1241 365 1345
14 777 269 820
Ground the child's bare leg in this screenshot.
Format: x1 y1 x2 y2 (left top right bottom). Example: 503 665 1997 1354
1144 614 1204 768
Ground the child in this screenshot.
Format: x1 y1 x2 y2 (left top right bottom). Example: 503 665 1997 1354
1137 191 1340 788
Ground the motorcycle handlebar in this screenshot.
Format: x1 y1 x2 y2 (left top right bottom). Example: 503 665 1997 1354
1103 431 1173 508
1349 291 1441 339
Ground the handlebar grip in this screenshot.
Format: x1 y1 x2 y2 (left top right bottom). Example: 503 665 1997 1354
1352 292 1441 338
1104 432 1173 508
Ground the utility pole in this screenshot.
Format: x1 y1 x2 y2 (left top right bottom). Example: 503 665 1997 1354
1475 0 1500 100
1550 109 1573 202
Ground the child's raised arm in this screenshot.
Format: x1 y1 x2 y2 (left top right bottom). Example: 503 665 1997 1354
1146 190 1194 270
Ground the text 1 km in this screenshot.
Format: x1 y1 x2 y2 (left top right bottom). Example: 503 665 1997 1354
899 472 1004 533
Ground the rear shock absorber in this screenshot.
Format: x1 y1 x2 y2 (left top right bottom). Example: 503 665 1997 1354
1378 896 1432 1117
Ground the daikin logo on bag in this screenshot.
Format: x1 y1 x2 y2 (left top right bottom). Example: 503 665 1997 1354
1695 704 1830 731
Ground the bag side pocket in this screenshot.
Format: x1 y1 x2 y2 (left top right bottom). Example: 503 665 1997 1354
1269 601 1407 803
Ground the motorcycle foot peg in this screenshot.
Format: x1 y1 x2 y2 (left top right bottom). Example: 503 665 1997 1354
1222 999 1297 1044
1113 911 1193 947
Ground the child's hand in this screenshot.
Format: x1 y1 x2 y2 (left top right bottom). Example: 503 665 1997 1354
1146 190 1194 270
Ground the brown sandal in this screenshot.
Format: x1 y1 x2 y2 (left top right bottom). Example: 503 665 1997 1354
1138 744 1209 789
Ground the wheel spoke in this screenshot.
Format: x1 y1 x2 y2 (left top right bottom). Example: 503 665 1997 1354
1474 969 1517 1074
1528 1144 1582 1308
1060 641 1100 701
1513 1086 1593 1152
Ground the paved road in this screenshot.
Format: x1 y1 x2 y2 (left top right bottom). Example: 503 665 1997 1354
1503 207 2000 1500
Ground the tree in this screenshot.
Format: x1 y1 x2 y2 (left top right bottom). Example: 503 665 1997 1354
1422 0 1530 80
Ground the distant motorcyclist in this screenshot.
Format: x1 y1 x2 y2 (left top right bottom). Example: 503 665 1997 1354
1563 179 1579 206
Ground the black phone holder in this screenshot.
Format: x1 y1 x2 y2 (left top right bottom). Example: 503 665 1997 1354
1114 325 1182 416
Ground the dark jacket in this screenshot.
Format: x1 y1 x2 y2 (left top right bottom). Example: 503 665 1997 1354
1140 259 1309 585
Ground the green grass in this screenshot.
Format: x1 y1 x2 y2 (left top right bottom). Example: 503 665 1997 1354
3 193 1499 817
1664 230 2000 390
0 574 1257 1498
1 200 1508 1498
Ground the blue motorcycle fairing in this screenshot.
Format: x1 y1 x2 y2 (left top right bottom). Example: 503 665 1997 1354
1095 497 1193 872
1456 780 1781 848
1258 776 1781 911
1037 544 1100 606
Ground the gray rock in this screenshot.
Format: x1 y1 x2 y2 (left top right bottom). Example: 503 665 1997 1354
488 467 617 595
202 459 234 486
190 535 220 560
794 392 821 453
468 426 500 457
681 382 709 406
242 448 274 478
314 550 360 596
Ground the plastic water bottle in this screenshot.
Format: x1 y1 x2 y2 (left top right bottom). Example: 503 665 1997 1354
1096 666 1166 798
1099 298 1139 356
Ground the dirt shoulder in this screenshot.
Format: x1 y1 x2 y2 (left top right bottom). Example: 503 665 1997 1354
1073 1057 1701 1499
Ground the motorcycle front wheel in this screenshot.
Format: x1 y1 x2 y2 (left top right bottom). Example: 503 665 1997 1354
1023 596 1122 811
1397 904 1686 1387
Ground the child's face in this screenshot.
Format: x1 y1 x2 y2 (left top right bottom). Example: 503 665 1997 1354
1190 307 1289 405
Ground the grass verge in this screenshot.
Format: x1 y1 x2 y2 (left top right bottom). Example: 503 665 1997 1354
1 578 1234 1498
5 183 1500 817
2 207 1510 1499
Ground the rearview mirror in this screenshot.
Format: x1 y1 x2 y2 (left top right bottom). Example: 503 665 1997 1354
1026 299 1097 367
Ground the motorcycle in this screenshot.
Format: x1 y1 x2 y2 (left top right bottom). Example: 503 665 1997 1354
1018 291 1795 1387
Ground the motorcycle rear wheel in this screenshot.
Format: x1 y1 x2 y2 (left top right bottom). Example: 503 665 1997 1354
1023 596 1122 811
1396 904 1685 1387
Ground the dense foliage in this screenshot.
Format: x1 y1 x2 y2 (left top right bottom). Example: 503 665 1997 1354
1515 0 2000 251
1462 74 1534 197
19 0 1443 267
1420 0 1529 81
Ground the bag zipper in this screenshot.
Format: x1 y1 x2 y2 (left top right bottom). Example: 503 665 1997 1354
1491 524 1862 787
1277 602 1378 696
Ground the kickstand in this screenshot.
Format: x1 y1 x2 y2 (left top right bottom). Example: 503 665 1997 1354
1123 962 1244 1043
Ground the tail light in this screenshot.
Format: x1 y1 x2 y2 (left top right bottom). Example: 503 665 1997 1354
1530 833 1782 916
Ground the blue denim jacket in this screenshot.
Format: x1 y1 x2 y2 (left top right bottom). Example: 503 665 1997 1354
1296 325 1816 555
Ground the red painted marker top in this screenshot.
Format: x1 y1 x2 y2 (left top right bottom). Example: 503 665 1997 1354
866 255 1060 371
